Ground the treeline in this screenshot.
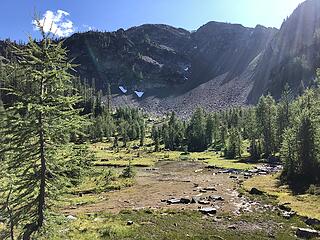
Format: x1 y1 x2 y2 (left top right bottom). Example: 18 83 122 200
150 80 320 187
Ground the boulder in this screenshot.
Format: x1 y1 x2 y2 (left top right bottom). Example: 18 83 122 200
249 187 264 195
127 220 134 226
180 197 191 204
66 215 77 221
209 195 224 201
204 187 217 191
296 228 320 239
199 207 217 214
305 218 320 226
198 200 211 205
167 198 181 204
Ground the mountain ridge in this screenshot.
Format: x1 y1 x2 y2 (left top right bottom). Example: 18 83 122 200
1 0 320 116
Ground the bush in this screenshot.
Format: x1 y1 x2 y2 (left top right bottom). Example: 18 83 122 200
121 161 136 178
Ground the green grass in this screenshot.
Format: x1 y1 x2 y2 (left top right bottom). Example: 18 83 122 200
90 139 256 170
36 209 308 240
243 174 320 220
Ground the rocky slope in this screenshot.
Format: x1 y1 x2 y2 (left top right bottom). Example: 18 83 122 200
1 0 320 115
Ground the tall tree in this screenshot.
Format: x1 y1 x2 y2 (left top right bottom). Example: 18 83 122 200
256 94 277 157
0 22 88 239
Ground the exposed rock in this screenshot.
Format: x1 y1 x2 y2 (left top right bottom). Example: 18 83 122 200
167 198 181 204
249 188 264 195
198 200 211 205
295 227 320 239
199 207 217 214
180 197 192 204
281 211 296 219
305 218 320 226
228 225 237 230
209 195 224 201
66 215 77 221
204 187 217 191
127 220 134 226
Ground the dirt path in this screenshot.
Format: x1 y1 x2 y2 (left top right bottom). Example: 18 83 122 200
64 161 255 215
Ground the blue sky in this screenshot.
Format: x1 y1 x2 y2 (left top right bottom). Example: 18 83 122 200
1 0 305 41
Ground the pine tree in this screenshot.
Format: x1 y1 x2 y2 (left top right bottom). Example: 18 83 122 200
205 114 214 147
106 83 112 113
0 22 88 239
186 108 206 152
256 94 277 157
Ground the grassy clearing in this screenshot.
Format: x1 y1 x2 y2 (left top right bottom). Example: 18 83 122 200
90 139 256 170
37 209 308 240
243 174 320 220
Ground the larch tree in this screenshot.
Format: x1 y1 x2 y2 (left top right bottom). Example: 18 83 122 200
0 21 88 239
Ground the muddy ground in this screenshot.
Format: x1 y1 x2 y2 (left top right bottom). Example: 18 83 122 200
64 161 260 215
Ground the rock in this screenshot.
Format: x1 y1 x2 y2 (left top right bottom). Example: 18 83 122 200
249 187 264 195
281 211 296 219
198 200 211 205
191 196 201 203
209 195 224 201
195 169 203 173
278 203 292 212
295 228 320 239
180 197 191 204
167 198 181 204
199 189 207 193
66 215 77 221
127 220 134 226
229 176 237 179
199 207 217 214
305 218 320 226
204 187 217 191
228 225 237 230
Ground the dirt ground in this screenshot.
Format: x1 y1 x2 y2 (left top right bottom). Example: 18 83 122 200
64 161 258 215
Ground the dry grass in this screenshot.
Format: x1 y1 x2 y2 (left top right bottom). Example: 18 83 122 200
244 174 320 220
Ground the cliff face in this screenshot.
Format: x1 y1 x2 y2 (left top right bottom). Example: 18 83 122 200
248 0 320 102
1 0 320 115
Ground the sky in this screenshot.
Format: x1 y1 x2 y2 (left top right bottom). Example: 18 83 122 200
0 0 305 41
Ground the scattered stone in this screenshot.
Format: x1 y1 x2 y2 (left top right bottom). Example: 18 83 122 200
167 198 181 204
127 221 134 226
295 227 320 239
204 187 217 191
195 169 203 173
199 207 217 214
180 197 191 204
209 195 224 201
66 215 77 221
249 187 264 195
198 200 211 205
278 203 292 212
228 225 237 230
281 211 296 219
305 218 320 226
191 196 201 203
193 183 199 188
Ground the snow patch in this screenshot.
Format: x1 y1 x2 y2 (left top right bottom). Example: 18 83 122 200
134 91 144 98
119 86 127 94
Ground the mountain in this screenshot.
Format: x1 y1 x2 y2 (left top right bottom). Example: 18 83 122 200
1 0 320 115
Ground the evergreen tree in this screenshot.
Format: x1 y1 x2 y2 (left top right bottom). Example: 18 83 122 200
256 94 277 157
186 108 207 152
0 23 88 239
205 114 214 147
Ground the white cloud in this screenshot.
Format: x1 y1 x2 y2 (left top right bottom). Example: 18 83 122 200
32 10 74 37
